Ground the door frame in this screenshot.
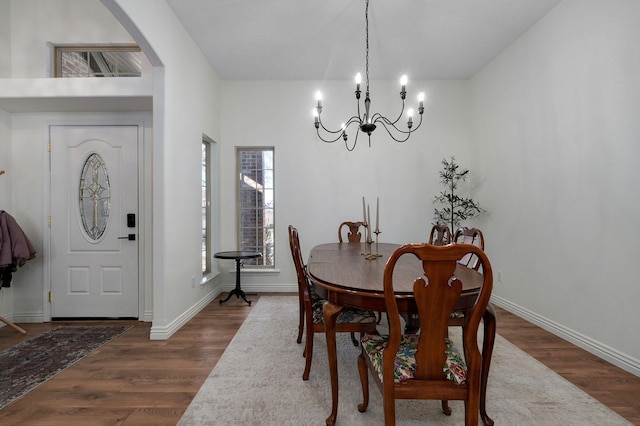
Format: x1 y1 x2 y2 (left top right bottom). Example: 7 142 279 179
43 113 153 322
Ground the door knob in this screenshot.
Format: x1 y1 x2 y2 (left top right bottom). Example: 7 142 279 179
118 234 136 241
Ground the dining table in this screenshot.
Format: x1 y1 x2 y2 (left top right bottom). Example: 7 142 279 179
306 241 496 426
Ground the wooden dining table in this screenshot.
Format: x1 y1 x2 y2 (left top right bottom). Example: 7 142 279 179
307 242 496 426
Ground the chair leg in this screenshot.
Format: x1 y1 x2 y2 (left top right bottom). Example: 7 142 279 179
296 298 304 344
357 354 369 413
464 394 480 426
302 333 313 380
383 382 397 426
441 400 452 416
480 304 497 426
350 332 358 346
302 314 314 380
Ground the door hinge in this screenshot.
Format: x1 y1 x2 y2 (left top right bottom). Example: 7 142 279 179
48 216 51 228
48 140 52 152
48 291 52 303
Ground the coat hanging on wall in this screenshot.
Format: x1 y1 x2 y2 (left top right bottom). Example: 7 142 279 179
0 210 37 289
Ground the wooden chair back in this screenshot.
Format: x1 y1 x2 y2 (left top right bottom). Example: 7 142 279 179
379 243 493 424
453 227 485 270
428 223 451 246
289 225 312 302
338 221 365 243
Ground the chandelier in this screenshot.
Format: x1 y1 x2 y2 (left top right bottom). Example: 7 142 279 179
313 0 425 151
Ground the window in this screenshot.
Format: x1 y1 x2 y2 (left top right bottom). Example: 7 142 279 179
237 147 274 267
54 45 142 77
202 140 212 274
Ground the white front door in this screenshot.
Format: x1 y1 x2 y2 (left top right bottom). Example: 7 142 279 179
49 125 139 318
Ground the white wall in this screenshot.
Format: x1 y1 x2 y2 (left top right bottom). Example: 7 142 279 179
10 0 133 77
105 0 223 338
472 0 640 373
220 80 473 288
0 0 9 77
0 110 10 204
1 0 154 325
0 109 11 321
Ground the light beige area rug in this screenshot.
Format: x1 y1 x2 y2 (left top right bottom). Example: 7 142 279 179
179 296 631 425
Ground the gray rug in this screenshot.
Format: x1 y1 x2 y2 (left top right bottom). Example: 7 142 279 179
0 325 132 411
179 296 631 425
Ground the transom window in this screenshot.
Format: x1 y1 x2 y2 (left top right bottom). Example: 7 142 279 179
55 45 142 78
236 147 274 267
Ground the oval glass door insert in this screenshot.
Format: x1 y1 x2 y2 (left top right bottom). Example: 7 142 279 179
79 152 111 240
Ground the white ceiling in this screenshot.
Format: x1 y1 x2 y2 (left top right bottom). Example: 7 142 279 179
165 0 562 81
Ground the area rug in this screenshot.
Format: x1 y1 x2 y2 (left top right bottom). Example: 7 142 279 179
178 296 631 426
0 325 131 410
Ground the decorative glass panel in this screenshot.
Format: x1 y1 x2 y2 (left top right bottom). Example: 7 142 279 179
79 153 111 240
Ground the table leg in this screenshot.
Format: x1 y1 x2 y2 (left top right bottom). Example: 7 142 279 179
480 303 496 426
219 259 251 305
323 300 344 426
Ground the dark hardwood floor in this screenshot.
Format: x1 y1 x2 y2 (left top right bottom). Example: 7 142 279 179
1 294 639 425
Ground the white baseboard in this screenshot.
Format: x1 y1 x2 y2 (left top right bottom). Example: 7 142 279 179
149 288 221 340
148 284 296 340
9 311 45 323
492 295 640 377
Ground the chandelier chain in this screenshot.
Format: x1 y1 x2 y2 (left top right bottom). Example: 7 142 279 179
365 0 370 95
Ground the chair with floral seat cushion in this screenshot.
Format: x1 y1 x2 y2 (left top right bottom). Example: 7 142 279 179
338 221 365 243
357 243 493 425
428 223 452 246
288 226 323 343
288 225 377 380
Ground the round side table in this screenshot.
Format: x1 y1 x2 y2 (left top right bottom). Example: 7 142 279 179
214 250 262 305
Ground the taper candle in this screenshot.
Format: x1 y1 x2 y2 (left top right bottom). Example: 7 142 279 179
362 196 367 225
376 197 379 231
367 205 372 240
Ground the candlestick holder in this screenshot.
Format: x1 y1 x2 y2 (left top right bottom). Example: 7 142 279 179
366 229 382 260
360 222 371 256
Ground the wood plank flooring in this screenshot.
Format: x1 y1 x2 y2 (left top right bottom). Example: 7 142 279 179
1 294 639 425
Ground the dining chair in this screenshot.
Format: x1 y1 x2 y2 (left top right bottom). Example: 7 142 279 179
401 223 453 333
356 243 493 425
453 227 485 270
339 220 384 325
338 221 365 243
288 225 377 380
428 223 451 246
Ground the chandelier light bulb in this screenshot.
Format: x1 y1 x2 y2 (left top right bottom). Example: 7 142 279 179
400 75 408 86
355 73 362 85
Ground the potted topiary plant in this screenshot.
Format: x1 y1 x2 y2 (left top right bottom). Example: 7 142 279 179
432 156 484 234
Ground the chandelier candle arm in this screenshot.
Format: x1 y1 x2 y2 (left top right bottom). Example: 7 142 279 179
312 0 426 149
